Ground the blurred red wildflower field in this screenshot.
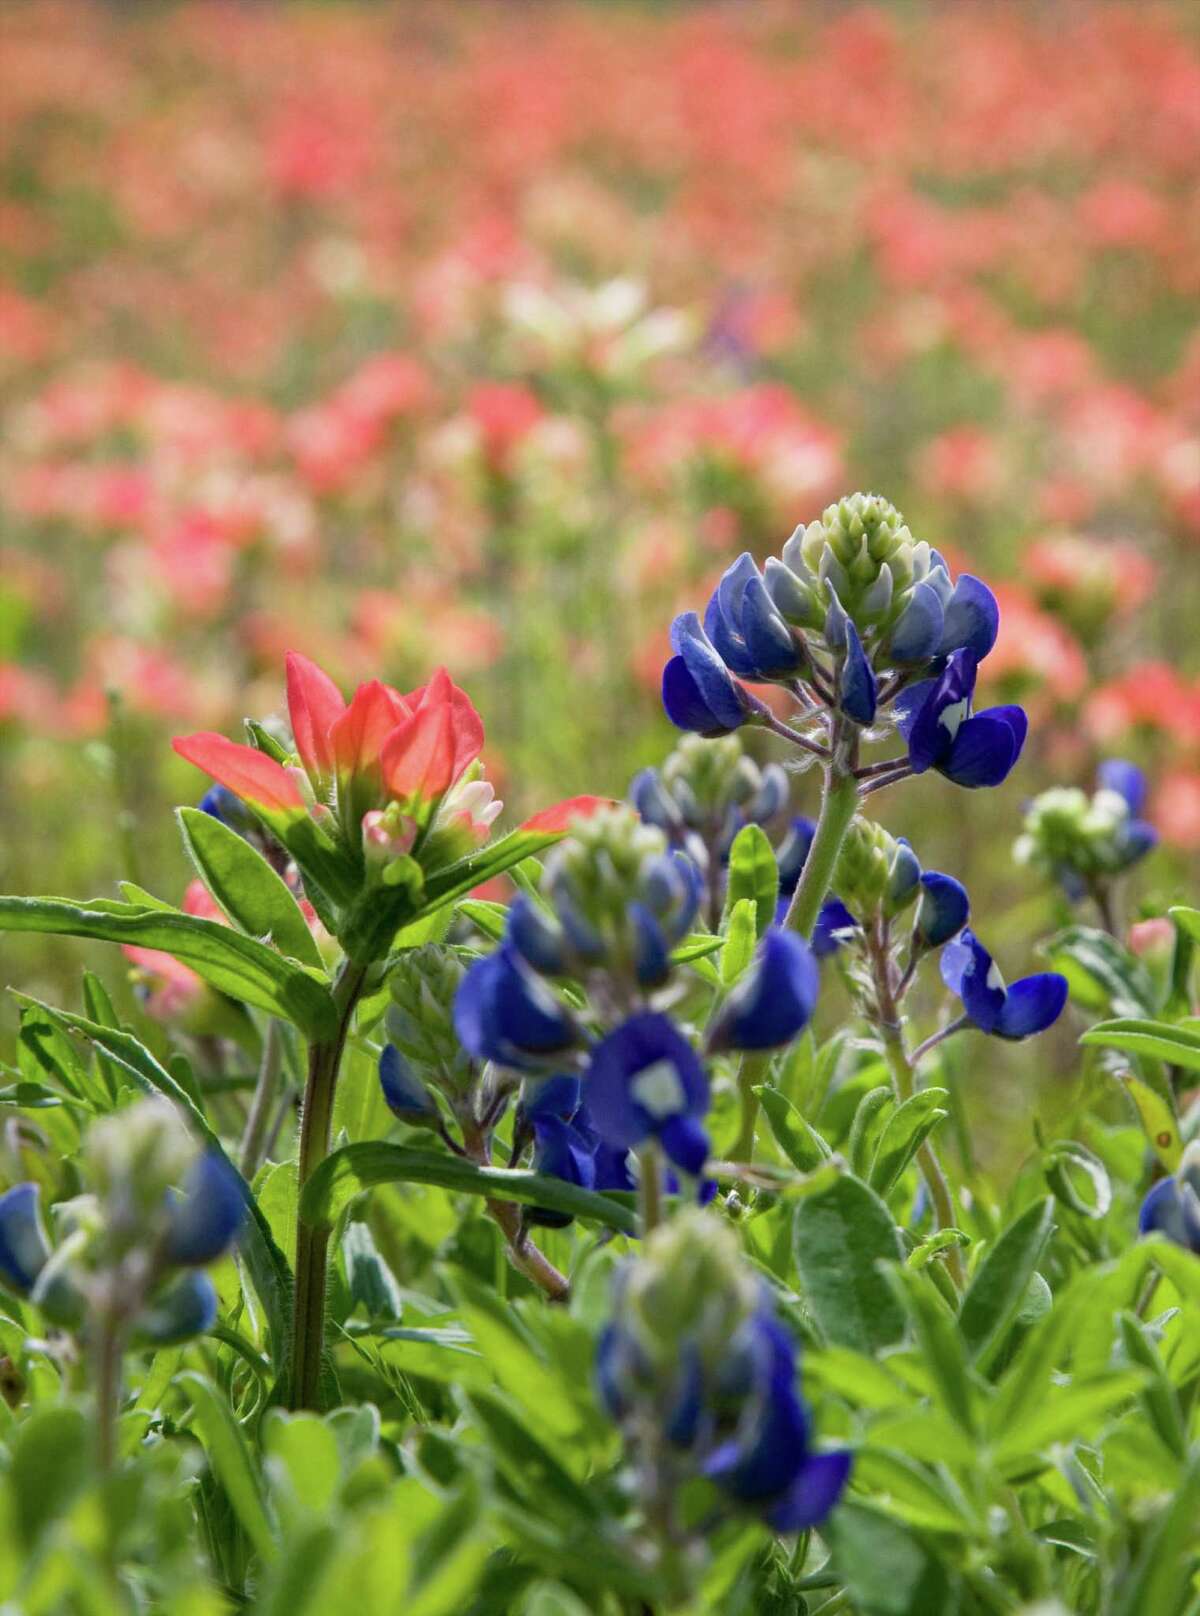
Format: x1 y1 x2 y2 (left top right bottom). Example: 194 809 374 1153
1 0 1198 995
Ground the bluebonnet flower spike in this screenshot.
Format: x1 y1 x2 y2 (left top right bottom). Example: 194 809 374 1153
940 930 1067 1039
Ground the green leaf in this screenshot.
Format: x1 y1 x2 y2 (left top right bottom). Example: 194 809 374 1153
1042 1139 1112 1219
300 1142 638 1237
0 895 337 1039
421 826 574 916
826 1503 959 1616
792 1172 906 1353
456 899 508 943
1042 924 1156 1017
180 1371 277 1563
1110 1449 1200 1616
720 898 758 985
1081 1015 1200 1071
460 1389 601 1521
991 1370 1147 1468
756 1084 832 1171
1118 1312 1187 1461
723 824 778 938
869 1089 949 1198
958 1197 1054 1371
851 1449 980 1536
881 1263 976 1435
178 806 325 968
8 1406 90 1552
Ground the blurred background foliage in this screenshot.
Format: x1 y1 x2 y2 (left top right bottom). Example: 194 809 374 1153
0 0 1198 1159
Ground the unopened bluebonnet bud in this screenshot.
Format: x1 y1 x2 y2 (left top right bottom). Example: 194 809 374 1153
836 819 920 921
635 734 786 856
1139 1143 1200 1254
704 553 808 682
385 945 476 1104
133 1271 219 1345
378 1046 441 1128
662 613 754 735
940 931 1068 1040
914 871 970 949
708 931 819 1052
1014 759 1158 899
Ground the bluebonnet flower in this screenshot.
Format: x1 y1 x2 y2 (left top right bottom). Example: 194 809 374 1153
914 870 970 949
708 931 820 1052
585 1014 710 1178
811 898 860 957
632 736 788 884
896 650 1028 789
134 1271 219 1345
662 613 754 735
1139 1144 1200 1254
775 817 860 955
163 1151 245 1267
454 945 580 1072
940 930 1068 1039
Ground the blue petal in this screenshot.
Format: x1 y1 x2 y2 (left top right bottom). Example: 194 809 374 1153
629 767 678 831
453 947 578 1071
664 1346 706 1448
0 1183 50 1295
585 1013 709 1153
704 1376 810 1501
523 1074 583 1125
904 651 977 773
163 1152 245 1267
662 655 745 736
940 705 1027 788
777 816 817 894
1139 1177 1200 1252
379 1045 440 1124
994 973 1068 1039
506 894 567 974
766 1449 854 1533
592 1140 637 1193
893 677 937 742
812 898 858 958
741 574 804 678
704 558 760 679
134 1271 218 1345
1098 758 1147 815
937 574 999 661
709 930 820 1051
750 762 789 823
916 871 969 947
888 581 945 664
672 612 751 730
630 902 671 987
886 840 922 911
838 620 877 724
1116 819 1158 869
595 1323 634 1421
941 930 1004 1032
658 1113 711 1177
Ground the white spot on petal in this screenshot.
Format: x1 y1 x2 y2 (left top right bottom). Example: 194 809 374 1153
631 1059 686 1120
938 698 969 740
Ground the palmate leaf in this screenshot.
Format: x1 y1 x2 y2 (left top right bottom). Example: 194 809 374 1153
298 1142 638 1237
0 895 337 1039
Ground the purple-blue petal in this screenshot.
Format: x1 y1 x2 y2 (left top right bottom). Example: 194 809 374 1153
453 947 578 1071
1098 758 1147 815
709 930 820 1051
940 705 1026 788
916 871 969 948
888 581 945 664
937 574 999 661
994 973 1068 1039
941 929 1004 1032
812 898 859 958
838 620 878 724
0 1183 50 1295
163 1152 245 1267
765 1449 854 1533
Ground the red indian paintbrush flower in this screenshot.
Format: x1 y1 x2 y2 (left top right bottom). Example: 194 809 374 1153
173 654 613 916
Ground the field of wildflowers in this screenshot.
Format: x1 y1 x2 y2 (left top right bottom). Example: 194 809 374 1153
0 3 1198 1613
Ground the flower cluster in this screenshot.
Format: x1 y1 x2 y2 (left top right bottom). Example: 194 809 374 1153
663 494 1027 796
1014 759 1158 903
596 1211 851 1536
0 1100 243 1347
452 805 818 1185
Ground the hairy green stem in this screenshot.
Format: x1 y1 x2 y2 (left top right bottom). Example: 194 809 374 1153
880 1026 965 1289
290 958 369 1411
732 1051 771 1162
782 765 858 941
638 1143 663 1235
240 1018 282 1179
